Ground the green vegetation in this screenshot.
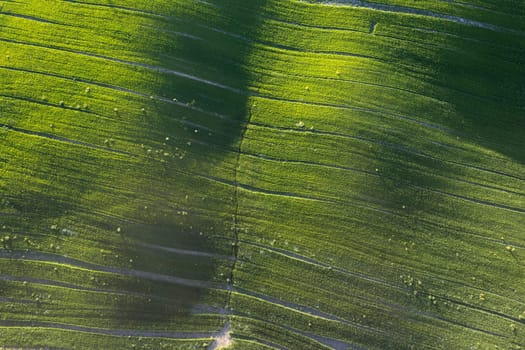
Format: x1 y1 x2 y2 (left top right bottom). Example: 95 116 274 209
0 0 523 349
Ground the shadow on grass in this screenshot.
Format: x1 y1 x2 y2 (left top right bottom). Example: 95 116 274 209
349 15 525 348
361 20 525 220
106 0 269 326
1 0 269 331
431 30 525 164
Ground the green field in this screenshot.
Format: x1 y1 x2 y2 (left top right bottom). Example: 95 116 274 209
0 0 524 349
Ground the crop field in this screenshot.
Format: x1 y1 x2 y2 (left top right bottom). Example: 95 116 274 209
0 0 524 349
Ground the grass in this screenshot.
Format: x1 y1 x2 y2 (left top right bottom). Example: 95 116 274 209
0 0 524 349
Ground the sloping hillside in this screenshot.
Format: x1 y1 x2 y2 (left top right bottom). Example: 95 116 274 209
0 1 524 349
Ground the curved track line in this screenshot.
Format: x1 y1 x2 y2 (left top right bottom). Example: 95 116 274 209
0 251 229 291
136 242 235 261
310 0 524 34
0 274 165 301
421 187 525 214
0 12 63 25
233 305 382 345
0 65 237 123
241 151 525 197
196 173 335 203
252 95 453 133
0 124 131 156
241 240 398 290
247 121 523 181
231 288 369 329
0 320 217 339
0 38 242 94
239 241 521 333
230 335 285 350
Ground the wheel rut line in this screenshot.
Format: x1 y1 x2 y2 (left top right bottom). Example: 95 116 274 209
0 274 169 301
198 22 378 66
194 23 387 64
252 95 453 133
0 296 38 305
392 22 525 54
436 295 523 324
239 243 484 328
310 0 524 35
136 242 235 261
430 141 517 164
61 0 169 20
0 11 63 25
246 121 426 153
240 151 374 176
0 38 242 94
417 216 525 251
420 186 525 214
242 150 524 198
195 173 335 203
230 333 285 349
240 240 400 290
231 310 362 350
231 290 403 342
0 64 148 98
0 250 230 291
258 68 449 105
264 58 522 109
231 288 371 330
397 267 525 315
0 92 106 119
265 40 383 61
445 160 525 181
241 23 525 109
265 15 364 35
1 90 234 137
433 0 512 14
0 320 219 339
0 123 131 156
196 172 407 218
380 24 525 61
246 122 523 181
263 15 512 62
0 65 237 123
139 23 203 41
431 173 525 197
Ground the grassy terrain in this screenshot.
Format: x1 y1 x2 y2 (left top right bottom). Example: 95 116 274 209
0 0 524 349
